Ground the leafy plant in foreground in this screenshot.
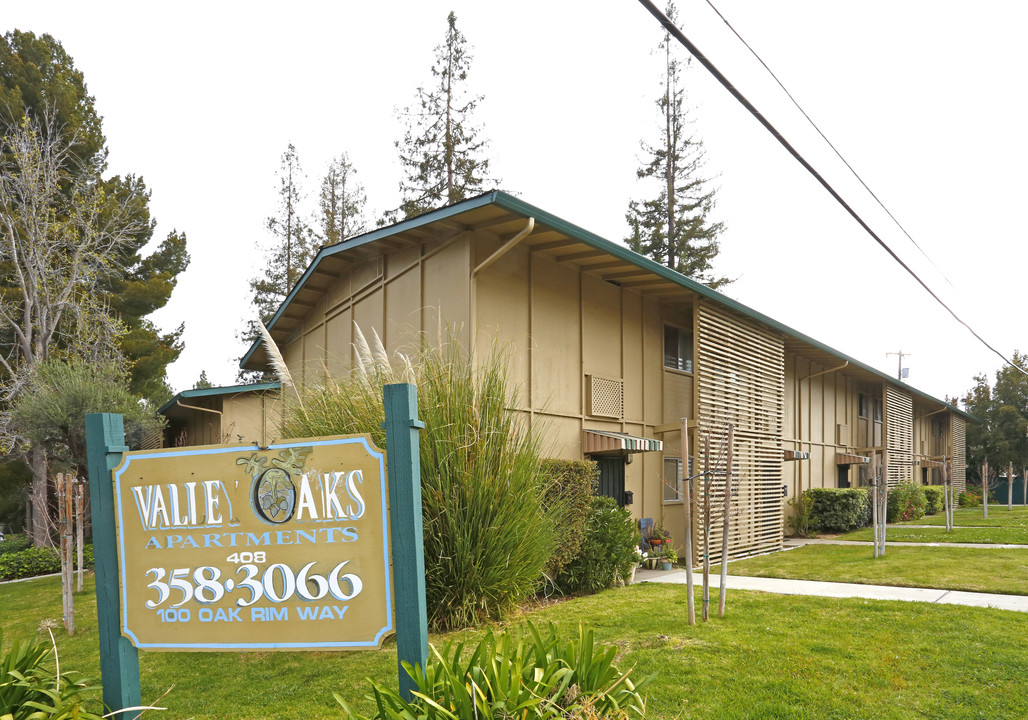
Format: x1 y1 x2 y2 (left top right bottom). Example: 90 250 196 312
0 629 104 720
336 623 652 720
557 497 638 595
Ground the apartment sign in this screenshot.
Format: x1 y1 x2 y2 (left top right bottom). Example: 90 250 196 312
111 435 392 651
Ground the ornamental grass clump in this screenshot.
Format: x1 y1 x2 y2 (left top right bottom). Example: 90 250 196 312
283 326 557 630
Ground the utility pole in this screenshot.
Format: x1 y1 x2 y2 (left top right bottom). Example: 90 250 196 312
887 351 911 381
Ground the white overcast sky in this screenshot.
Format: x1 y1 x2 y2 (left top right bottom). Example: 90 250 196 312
5 1 1026 403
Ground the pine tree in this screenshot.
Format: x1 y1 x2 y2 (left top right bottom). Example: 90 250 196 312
626 5 728 289
393 11 494 220
316 153 366 245
250 143 317 325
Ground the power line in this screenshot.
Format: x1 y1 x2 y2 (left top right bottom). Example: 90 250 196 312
634 0 1026 378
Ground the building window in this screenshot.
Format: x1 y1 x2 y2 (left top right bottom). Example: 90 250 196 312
874 398 883 423
663 458 682 501
858 393 868 419
663 456 694 502
664 325 693 373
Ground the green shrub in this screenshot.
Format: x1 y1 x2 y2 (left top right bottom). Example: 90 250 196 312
786 492 815 537
539 459 596 577
958 490 981 508
804 488 870 533
923 486 945 515
0 544 91 582
0 533 31 556
284 334 555 631
336 623 652 720
557 496 637 595
0 547 60 581
0 630 104 719
887 483 927 522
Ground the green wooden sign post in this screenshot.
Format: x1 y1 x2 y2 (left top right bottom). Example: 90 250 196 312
382 383 429 700
86 384 428 714
85 413 140 716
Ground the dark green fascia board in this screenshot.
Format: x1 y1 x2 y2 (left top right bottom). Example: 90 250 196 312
158 381 281 415
240 190 977 424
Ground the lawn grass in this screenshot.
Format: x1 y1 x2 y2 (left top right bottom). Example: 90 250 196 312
841 525 1028 545
721 544 1028 595
3 572 1028 719
898 505 1028 528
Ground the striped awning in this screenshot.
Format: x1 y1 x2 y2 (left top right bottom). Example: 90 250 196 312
583 430 663 456
783 450 811 461
836 452 871 465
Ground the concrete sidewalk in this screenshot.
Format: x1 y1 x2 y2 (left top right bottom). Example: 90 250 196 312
784 537 1028 550
633 567 1028 613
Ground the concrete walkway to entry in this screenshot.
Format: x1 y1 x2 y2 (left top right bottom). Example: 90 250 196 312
633 567 1028 613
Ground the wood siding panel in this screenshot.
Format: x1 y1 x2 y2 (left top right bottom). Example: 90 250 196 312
622 293 644 421
422 237 470 347
885 385 914 485
952 414 967 492
581 275 622 381
531 258 581 416
324 308 353 377
384 264 423 357
476 247 530 394
696 301 784 561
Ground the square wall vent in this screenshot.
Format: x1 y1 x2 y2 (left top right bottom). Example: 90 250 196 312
588 375 624 419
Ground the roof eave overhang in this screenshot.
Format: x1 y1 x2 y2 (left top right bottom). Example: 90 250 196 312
238 190 979 424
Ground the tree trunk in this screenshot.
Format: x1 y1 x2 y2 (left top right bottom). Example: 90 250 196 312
28 448 50 548
701 433 711 622
983 461 989 520
1008 462 1013 510
718 425 734 618
871 454 879 557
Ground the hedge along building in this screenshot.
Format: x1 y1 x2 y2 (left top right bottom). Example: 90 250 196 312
223 191 972 562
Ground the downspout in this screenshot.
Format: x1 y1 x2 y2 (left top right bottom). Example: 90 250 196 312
469 217 535 359
176 400 223 444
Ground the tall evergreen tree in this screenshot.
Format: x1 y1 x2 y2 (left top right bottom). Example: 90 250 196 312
393 12 494 220
250 143 317 325
0 31 189 403
963 353 1028 487
625 5 728 289
316 153 366 245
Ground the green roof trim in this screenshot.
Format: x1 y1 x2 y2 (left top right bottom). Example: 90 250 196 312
159 381 281 415
241 190 977 423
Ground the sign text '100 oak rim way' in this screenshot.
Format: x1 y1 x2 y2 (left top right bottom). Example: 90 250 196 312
111 435 392 651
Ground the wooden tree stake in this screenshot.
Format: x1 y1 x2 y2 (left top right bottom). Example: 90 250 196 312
681 417 695 626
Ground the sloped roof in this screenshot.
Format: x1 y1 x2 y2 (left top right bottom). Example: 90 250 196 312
240 190 976 423
158 381 281 416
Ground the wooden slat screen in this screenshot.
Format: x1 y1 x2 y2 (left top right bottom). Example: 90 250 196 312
695 301 784 562
884 385 913 485
951 414 967 492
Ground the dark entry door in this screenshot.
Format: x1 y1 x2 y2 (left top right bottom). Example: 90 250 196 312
597 457 627 506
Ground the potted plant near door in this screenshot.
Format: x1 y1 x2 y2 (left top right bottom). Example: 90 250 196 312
660 546 677 571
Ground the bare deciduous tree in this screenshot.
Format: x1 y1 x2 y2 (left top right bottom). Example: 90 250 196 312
0 114 141 545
